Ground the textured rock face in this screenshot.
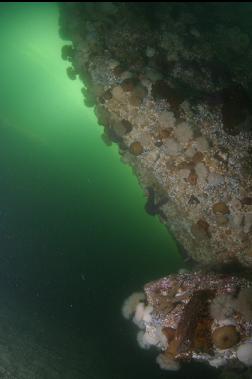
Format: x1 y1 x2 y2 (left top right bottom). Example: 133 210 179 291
59 3 252 268
123 271 252 370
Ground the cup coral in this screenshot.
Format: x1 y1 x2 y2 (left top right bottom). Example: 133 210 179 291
129 141 144 156
212 326 240 350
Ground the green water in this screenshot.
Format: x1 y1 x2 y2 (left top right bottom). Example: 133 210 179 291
0 2 189 378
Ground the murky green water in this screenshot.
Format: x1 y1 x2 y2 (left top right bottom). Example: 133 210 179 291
0 2 189 378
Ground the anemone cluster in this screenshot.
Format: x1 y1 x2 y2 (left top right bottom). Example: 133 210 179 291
122 271 252 371
60 2 252 269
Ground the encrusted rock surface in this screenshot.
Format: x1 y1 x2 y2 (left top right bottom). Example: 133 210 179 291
59 3 252 268
123 271 252 370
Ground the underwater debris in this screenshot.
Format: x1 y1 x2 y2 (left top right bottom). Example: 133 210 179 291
123 271 252 371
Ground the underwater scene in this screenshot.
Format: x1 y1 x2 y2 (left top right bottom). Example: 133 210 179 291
0 2 251 379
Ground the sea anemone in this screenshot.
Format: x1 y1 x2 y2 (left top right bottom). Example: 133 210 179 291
136 330 151 350
143 326 168 350
212 326 240 349
210 294 237 321
237 341 252 366
237 287 252 321
156 353 180 371
121 292 145 320
133 302 145 328
136 325 167 351
209 357 227 368
133 303 153 328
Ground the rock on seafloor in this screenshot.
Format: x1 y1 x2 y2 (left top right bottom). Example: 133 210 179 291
122 271 252 371
59 2 252 268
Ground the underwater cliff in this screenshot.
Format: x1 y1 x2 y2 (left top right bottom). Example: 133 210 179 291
59 3 252 376
59 2 252 269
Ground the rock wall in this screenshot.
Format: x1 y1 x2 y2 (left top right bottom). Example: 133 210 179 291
124 271 252 370
59 3 252 268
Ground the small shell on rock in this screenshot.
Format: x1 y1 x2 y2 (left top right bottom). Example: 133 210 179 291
191 219 210 239
129 142 144 156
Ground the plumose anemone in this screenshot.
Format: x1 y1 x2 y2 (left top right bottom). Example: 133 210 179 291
210 294 237 320
121 292 145 320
